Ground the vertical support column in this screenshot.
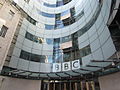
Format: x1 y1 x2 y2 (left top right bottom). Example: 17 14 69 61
60 80 61 90
47 82 50 90
69 80 72 90
91 81 95 90
81 81 83 90
64 83 67 90
75 83 77 90
86 82 89 90
53 81 55 90
39 80 41 90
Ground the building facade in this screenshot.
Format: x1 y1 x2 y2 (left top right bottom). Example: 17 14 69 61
0 0 120 90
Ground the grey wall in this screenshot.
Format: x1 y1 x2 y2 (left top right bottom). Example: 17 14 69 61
0 76 41 90
99 72 120 90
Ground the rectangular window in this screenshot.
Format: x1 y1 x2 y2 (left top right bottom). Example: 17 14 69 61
45 24 55 30
62 17 70 26
56 0 63 7
33 36 44 44
55 20 64 29
20 50 30 60
44 3 56 8
63 0 72 5
26 15 37 25
75 10 84 21
39 11 55 18
80 45 91 57
7 10 15 20
25 32 34 41
30 54 40 62
0 25 8 37
56 13 61 20
0 3 3 9
46 38 53 45
61 10 70 20
24 0 30 3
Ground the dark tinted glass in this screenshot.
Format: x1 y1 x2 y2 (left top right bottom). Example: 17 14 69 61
20 50 30 60
25 32 34 41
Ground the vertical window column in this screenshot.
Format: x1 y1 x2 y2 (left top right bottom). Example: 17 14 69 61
0 25 8 37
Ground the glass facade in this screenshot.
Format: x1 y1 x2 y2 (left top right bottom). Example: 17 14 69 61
36 7 84 30
43 0 72 8
0 0 117 80
0 1 120 90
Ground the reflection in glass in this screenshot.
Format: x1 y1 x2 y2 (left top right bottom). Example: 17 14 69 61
46 38 53 45
45 24 55 30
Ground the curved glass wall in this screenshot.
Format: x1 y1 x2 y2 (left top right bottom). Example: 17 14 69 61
11 0 103 64
43 0 72 8
22 30 92 63
36 7 84 30
3 0 116 77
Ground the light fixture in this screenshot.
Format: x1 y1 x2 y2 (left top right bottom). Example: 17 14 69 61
112 62 115 66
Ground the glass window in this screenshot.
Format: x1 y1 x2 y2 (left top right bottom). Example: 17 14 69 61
55 20 64 29
70 7 75 17
47 55 53 63
39 11 55 18
24 0 30 3
80 45 91 57
44 3 56 8
0 3 3 9
56 13 61 20
75 10 84 21
56 0 63 7
63 0 72 5
62 35 71 43
19 50 48 63
7 10 15 20
45 24 55 30
63 52 71 62
0 25 8 37
20 50 30 60
62 17 70 26
40 55 46 63
26 15 37 25
30 54 40 62
25 32 34 41
33 36 44 44
61 10 70 20
25 32 44 44
46 38 53 45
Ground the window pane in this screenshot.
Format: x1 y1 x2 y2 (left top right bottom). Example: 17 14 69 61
0 25 8 37
30 54 40 62
20 50 30 60
45 24 55 30
25 32 34 41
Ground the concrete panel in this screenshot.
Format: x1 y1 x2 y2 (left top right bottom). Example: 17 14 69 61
99 72 120 90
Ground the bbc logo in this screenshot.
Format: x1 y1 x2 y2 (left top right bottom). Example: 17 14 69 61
53 60 80 72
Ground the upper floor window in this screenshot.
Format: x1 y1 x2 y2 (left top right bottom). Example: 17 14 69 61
26 15 37 25
44 3 56 8
20 50 30 60
63 0 72 5
0 25 8 38
7 10 15 20
79 45 91 57
0 2 3 9
25 31 44 44
38 11 55 18
25 31 34 41
24 0 30 3
45 24 55 30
